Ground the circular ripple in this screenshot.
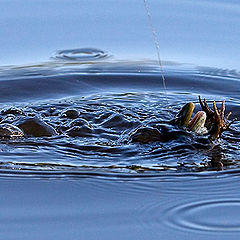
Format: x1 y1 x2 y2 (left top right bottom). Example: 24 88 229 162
54 48 108 61
165 199 240 233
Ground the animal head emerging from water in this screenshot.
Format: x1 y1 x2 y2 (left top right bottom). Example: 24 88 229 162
175 96 236 140
174 102 207 135
130 96 236 144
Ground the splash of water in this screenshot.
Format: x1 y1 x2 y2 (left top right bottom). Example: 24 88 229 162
143 0 167 96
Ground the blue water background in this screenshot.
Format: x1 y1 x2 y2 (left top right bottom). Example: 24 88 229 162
1 0 240 69
0 1 240 240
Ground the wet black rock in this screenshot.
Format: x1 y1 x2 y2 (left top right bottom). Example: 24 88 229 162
130 127 162 143
43 107 59 117
101 113 139 129
57 118 90 134
16 118 57 137
1 108 24 116
1 114 16 123
61 109 79 119
66 125 93 137
69 118 91 128
130 124 192 144
0 123 24 138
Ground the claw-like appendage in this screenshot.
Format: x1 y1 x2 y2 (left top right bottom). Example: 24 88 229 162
198 96 213 117
198 96 215 129
199 98 236 140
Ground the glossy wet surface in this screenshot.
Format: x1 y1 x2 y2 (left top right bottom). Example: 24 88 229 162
0 60 239 240
1 0 240 239
0 63 239 175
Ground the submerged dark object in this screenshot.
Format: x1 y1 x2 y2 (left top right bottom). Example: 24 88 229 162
1 107 24 116
16 118 57 137
61 109 79 119
0 96 235 142
130 125 190 143
130 127 162 144
0 123 24 138
130 96 236 144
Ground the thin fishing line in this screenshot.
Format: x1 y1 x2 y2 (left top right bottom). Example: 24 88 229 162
143 0 167 95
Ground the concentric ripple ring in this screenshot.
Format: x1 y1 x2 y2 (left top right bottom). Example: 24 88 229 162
164 199 240 233
54 48 108 61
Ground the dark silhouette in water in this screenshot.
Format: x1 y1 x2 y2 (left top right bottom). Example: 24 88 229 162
130 96 236 144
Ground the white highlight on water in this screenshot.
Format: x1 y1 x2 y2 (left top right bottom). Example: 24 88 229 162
143 0 167 94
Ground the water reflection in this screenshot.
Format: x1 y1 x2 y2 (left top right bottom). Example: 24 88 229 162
209 145 224 169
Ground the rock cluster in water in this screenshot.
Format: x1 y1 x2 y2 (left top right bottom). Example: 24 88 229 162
0 107 92 139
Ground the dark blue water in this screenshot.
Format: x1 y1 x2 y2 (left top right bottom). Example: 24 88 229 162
0 0 240 239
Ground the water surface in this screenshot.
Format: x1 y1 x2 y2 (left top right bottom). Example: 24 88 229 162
0 0 240 239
